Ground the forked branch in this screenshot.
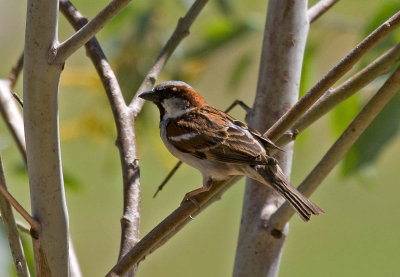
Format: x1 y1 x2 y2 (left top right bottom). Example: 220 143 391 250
270 65 400 228
264 10 400 142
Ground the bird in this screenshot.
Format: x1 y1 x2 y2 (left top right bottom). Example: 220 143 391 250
139 81 323 221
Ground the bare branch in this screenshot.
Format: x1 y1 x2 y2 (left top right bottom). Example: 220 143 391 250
277 42 400 146
106 177 240 277
0 80 26 163
0 156 30 277
61 2 210 274
0 176 40 232
58 1 139 273
308 0 340 23
153 161 182 198
24 0 69 274
234 0 310 275
270 65 400 229
7 53 24 90
129 0 209 115
0 216 31 234
50 0 132 64
264 10 400 142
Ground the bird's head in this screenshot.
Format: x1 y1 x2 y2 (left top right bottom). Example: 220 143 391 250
139 81 207 120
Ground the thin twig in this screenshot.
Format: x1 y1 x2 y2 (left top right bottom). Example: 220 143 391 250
7 53 24 90
277 42 400 147
50 0 132 64
308 0 340 23
270 65 400 230
59 1 138 273
106 177 240 277
0 215 31 234
0 81 26 163
12 92 24 107
0 177 40 233
264 10 400 142
153 161 182 198
0 156 30 277
107 10 400 277
129 0 210 115
61 1 209 274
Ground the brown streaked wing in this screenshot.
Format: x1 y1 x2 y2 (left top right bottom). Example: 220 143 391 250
166 106 270 165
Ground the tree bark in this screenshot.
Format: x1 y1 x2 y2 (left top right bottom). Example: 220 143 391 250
234 1 309 276
24 0 69 275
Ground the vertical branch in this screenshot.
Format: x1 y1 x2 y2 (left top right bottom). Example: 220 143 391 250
0 156 30 277
24 0 69 275
58 2 138 276
234 1 309 276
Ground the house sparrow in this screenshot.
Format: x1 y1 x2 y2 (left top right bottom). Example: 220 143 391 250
139 81 323 221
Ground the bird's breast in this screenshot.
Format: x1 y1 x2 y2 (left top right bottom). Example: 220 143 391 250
159 121 242 180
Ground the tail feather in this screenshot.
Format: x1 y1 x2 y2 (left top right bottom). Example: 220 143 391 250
255 165 324 222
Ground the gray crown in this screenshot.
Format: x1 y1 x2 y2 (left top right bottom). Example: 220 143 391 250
154 81 193 91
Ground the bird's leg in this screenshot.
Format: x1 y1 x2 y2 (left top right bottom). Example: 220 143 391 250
181 178 213 209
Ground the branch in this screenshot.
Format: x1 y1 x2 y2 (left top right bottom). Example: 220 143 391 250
0 174 40 232
58 1 139 274
129 0 209 115
234 0 310 275
0 156 31 277
50 0 132 64
270 65 400 229
264 10 400 142
277 42 400 147
61 1 209 275
24 0 69 275
0 49 83 277
106 177 240 277
7 53 24 90
308 0 340 23
0 80 26 163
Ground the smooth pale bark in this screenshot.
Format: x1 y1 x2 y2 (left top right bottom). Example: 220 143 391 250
234 1 309 276
24 0 69 276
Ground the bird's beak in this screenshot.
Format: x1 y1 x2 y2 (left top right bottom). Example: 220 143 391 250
139 89 159 102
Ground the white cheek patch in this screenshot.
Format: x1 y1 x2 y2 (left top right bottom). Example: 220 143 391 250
162 98 194 120
169 132 197 141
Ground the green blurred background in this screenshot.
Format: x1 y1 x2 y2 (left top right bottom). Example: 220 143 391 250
0 0 400 276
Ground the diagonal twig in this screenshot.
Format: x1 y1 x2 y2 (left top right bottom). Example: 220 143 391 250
0 156 30 277
50 0 132 64
60 1 210 275
264 10 400 142
8 53 24 90
129 0 210 115
0 173 40 233
107 11 400 275
276 42 400 147
308 0 340 23
106 177 240 277
270 65 400 229
0 81 26 163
